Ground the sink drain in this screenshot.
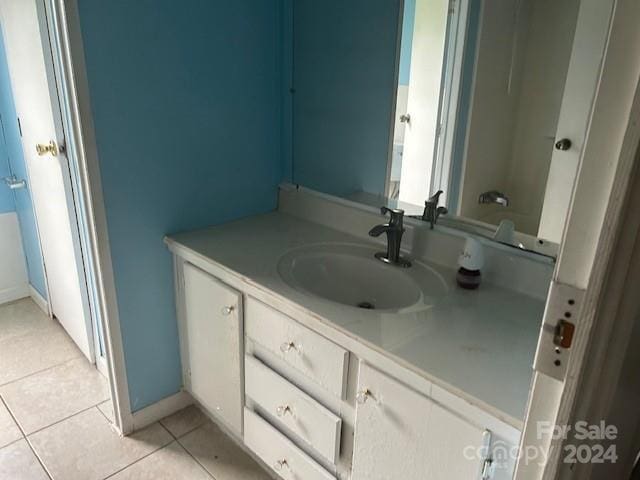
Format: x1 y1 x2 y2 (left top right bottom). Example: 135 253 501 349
357 301 376 310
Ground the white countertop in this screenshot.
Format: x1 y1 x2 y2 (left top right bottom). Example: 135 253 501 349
166 212 545 428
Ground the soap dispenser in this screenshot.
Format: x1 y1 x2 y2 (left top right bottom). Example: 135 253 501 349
457 237 484 290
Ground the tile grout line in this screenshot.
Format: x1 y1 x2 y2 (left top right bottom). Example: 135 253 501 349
24 401 108 438
0 354 84 389
171 421 222 480
96 400 113 424
0 395 53 480
100 423 189 480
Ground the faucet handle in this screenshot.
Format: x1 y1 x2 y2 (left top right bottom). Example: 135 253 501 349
380 206 405 226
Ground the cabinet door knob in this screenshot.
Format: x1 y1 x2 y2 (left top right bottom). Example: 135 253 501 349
554 138 572 151
356 388 373 405
221 305 235 316
274 459 289 471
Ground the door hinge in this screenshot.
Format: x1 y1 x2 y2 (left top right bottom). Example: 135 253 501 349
449 0 457 14
436 123 443 137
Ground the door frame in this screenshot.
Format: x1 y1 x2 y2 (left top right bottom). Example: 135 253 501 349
35 0 106 375
516 0 640 478
41 0 132 433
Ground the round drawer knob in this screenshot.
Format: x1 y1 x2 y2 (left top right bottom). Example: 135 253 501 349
276 405 292 417
356 388 372 405
280 341 302 354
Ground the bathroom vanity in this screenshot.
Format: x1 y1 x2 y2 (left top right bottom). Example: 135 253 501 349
165 187 553 480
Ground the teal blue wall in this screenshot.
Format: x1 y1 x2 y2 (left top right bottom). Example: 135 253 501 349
0 30 47 298
399 0 416 86
292 0 402 197
77 0 286 411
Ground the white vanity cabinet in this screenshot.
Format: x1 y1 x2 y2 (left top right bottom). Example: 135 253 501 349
352 363 491 480
181 263 243 436
171 253 517 480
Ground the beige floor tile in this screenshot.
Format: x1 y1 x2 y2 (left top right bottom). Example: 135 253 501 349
109 441 213 480
97 400 115 423
29 407 172 480
0 323 81 386
0 439 49 480
179 420 270 480
0 358 109 434
0 298 50 343
0 399 22 448
160 405 207 438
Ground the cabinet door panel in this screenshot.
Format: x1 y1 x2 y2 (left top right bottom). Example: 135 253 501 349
352 363 487 480
183 263 243 435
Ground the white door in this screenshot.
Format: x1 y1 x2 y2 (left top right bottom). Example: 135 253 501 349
399 0 449 206
0 0 93 359
351 362 489 480
183 263 243 436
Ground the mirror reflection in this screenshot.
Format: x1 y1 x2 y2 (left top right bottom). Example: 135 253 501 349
291 0 584 258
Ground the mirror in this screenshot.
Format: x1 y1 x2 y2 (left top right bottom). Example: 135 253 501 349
290 0 584 258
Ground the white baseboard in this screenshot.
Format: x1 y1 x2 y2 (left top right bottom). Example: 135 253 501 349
131 390 193 431
29 285 49 314
0 284 30 305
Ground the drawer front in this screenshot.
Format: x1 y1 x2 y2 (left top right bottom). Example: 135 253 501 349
244 408 336 480
245 355 341 464
245 298 348 398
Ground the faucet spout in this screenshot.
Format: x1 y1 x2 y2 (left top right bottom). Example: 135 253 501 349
368 224 391 237
369 207 411 267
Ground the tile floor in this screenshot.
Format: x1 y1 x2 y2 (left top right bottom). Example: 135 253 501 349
0 298 271 480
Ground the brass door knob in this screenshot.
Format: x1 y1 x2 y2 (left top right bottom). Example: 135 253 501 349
36 140 58 157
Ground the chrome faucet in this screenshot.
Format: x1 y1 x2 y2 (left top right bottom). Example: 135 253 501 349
369 207 411 268
479 190 510 207
422 190 448 229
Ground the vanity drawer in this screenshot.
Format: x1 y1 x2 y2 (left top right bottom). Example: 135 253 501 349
245 297 348 398
244 408 336 480
245 355 341 464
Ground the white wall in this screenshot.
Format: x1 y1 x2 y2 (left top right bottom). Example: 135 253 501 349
0 211 29 304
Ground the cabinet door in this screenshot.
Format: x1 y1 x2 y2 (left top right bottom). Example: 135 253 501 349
352 363 489 480
183 263 243 436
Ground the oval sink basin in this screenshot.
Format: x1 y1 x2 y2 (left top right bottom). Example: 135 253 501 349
277 243 448 312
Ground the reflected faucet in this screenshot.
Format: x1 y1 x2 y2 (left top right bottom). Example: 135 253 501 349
422 190 448 229
369 207 411 268
479 190 510 207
